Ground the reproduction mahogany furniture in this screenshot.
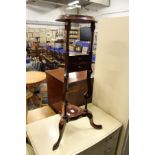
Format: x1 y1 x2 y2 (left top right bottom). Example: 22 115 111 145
52 15 102 150
46 67 94 114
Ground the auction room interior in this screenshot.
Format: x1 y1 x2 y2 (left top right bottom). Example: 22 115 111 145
26 0 129 155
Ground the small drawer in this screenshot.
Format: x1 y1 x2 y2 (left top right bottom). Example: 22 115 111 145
68 55 90 66
68 55 91 72
69 55 90 63
68 63 91 72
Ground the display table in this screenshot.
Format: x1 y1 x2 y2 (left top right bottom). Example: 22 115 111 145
26 104 122 155
26 71 46 107
26 71 46 86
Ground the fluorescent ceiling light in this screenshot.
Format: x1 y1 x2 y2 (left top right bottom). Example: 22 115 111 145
66 6 76 10
75 4 81 8
68 0 79 6
66 4 81 10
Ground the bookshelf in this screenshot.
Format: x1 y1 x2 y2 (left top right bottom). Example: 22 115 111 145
69 29 79 44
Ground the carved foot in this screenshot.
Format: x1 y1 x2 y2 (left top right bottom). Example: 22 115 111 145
52 118 66 150
86 111 102 129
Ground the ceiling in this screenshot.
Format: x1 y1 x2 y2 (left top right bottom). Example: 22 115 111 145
26 0 110 25
26 0 90 6
26 0 108 9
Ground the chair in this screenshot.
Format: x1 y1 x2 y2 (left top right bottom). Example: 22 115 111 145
26 57 34 71
39 54 59 71
26 90 33 123
37 82 48 107
31 57 41 71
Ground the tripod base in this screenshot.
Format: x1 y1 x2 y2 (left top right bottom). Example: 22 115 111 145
52 104 102 150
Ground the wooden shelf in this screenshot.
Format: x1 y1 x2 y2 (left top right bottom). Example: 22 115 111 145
70 29 78 31
69 28 80 41
69 37 78 39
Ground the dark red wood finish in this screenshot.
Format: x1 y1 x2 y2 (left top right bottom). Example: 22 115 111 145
52 15 102 150
46 68 93 113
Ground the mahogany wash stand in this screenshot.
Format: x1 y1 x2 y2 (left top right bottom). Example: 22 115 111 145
53 14 102 150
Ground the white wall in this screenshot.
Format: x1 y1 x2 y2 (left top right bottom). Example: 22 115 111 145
93 16 129 155
80 0 129 20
